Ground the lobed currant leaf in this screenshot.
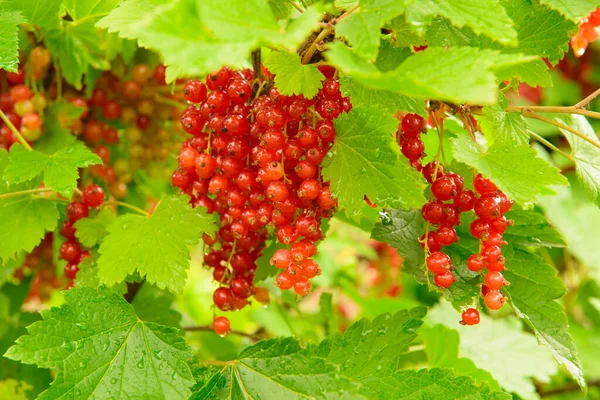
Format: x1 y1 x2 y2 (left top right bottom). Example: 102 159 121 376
479 101 530 146
0 150 60 264
322 106 426 220
4 286 194 399
97 194 217 293
73 208 117 248
0 11 26 73
3 142 102 198
263 50 325 99
2 0 62 30
537 0 600 22
451 133 568 205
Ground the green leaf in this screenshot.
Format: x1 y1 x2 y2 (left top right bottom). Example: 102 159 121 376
555 114 600 206
371 207 424 280
4 286 194 399
538 0 600 22
503 208 566 248
451 133 568 205
425 17 476 47
336 11 381 60
97 194 217 293
538 184 600 281
501 0 577 65
193 306 508 398
503 248 586 390
327 44 536 104
384 15 426 48
62 0 121 21
73 257 128 294
0 12 25 73
0 150 60 264
479 105 530 146
420 324 501 391
407 0 517 46
0 379 31 399
3 143 102 198
195 308 450 398
98 0 321 82
427 301 558 399
132 284 182 328
253 240 286 283
74 208 117 247
322 106 426 220
340 76 426 116
34 102 81 154
263 50 325 99
3 0 62 29
493 59 552 87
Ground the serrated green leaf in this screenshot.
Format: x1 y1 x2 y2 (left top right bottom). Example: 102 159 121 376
504 248 586 390
74 208 117 247
336 11 381 60
0 12 25 73
420 324 501 391
479 105 530 146
322 107 426 220
427 301 557 398
264 50 324 98
0 150 60 264
62 0 121 21
4 286 194 399
555 114 600 206
2 0 62 29
73 257 128 294
97 195 217 293
451 134 568 204
384 15 426 48
493 59 552 87
193 307 508 399
3 143 102 198
501 0 577 65
328 44 536 104
267 0 292 19
98 0 321 82
503 208 566 248
340 76 426 116
538 0 600 22
44 21 110 89
371 208 424 279
425 17 476 47
407 0 517 46
0 379 31 399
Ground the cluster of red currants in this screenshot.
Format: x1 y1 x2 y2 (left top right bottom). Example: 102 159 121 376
571 8 600 57
398 113 514 326
173 65 343 334
58 185 106 288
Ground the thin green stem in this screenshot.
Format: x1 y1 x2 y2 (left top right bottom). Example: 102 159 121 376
0 187 53 200
521 110 600 151
153 94 186 110
287 0 304 12
101 201 149 216
506 105 600 120
528 131 574 161
0 109 32 150
184 326 262 341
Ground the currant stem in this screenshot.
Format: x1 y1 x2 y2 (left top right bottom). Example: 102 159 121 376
100 201 150 216
506 105 600 120
287 0 304 13
575 87 600 108
251 49 264 81
520 110 600 151
153 94 186 110
528 131 574 162
185 325 262 341
0 108 33 151
0 187 53 200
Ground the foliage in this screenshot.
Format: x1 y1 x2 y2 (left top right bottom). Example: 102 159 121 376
0 0 598 398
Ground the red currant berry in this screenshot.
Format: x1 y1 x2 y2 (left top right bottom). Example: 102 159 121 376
401 113 425 136
434 225 457 246
484 271 507 290
454 190 476 211
426 251 452 274
461 308 480 326
484 290 505 310
67 201 89 222
213 316 231 336
434 271 455 288
213 287 234 311
473 174 497 194
59 241 82 263
431 176 457 201
467 254 485 271
82 184 105 208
